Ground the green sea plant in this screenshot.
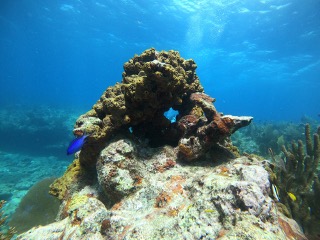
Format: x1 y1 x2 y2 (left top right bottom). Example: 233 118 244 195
271 124 320 237
0 200 16 240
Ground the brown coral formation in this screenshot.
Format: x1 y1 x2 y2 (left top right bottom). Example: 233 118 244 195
177 92 252 161
73 48 204 167
51 48 253 202
70 48 252 167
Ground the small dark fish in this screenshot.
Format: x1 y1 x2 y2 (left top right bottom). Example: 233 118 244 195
67 134 89 155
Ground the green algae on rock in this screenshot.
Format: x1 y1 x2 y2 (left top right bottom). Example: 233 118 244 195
49 158 94 200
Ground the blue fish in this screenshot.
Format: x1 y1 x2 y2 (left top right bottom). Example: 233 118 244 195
67 134 89 155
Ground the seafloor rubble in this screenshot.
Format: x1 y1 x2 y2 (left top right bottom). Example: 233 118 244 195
16 49 307 239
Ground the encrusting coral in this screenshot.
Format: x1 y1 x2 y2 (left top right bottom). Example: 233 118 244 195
270 124 320 238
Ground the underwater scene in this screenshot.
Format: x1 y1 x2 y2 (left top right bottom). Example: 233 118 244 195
0 0 319 239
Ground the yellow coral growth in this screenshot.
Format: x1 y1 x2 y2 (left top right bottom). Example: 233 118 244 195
68 195 89 212
49 159 86 200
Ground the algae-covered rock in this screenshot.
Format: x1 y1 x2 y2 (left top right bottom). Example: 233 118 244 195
23 49 309 239
72 48 205 167
96 138 145 203
70 48 251 167
49 158 92 200
17 193 109 240
21 139 307 239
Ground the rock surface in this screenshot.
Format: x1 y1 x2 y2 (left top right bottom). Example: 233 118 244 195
18 138 306 239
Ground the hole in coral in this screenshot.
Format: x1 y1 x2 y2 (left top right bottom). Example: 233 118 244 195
164 107 179 123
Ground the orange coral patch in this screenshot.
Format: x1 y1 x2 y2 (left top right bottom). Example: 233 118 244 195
155 191 171 208
111 201 123 211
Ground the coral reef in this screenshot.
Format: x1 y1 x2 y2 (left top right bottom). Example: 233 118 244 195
270 124 320 238
49 48 252 203
232 121 318 157
23 49 309 239
70 48 251 167
17 139 307 239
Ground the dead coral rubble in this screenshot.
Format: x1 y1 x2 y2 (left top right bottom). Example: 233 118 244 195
271 124 320 238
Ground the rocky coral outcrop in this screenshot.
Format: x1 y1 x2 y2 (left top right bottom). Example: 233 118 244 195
69 48 251 168
18 139 306 239
18 48 307 239
177 92 252 161
72 48 204 167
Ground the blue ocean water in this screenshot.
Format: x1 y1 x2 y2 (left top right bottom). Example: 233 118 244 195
0 0 320 232
1 0 319 121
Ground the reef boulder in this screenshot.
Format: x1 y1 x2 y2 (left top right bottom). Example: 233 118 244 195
18 139 306 239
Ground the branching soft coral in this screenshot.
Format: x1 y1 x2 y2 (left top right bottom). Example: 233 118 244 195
272 124 320 237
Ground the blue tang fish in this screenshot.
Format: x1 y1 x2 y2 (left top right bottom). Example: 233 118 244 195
67 134 89 155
